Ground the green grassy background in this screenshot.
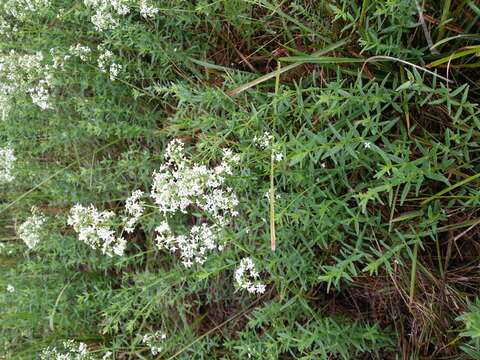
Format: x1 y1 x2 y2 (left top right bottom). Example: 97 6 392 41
2 0 480 358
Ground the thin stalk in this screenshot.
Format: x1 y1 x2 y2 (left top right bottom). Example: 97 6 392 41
422 171 480 205
269 61 281 252
359 0 369 28
409 240 419 305
399 66 411 132
269 151 276 252
437 0 452 45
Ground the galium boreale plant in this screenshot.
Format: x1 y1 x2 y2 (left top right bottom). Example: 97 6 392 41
2 0 480 358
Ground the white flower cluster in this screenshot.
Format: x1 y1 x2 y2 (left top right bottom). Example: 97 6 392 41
253 131 283 162
155 221 221 268
151 140 239 223
0 147 15 183
65 140 239 264
40 340 94 360
142 331 167 356
139 0 159 19
50 48 71 71
97 45 122 81
0 87 11 120
67 204 126 257
69 44 92 62
6 284 14 293
123 190 144 233
150 139 239 267
28 75 53 110
83 0 159 31
234 257 266 295
17 52 51 106
0 17 18 39
0 42 120 114
83 0 129 31
253 131 273 150
2 0 51 21
273 150 283 161
18 208 46 250
54 42 120 83
0 50 53 111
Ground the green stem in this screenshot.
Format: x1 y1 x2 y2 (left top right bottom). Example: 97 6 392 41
409 240 419 305
437 0 452 45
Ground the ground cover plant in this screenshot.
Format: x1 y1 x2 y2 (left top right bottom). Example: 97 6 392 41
1 0 480 358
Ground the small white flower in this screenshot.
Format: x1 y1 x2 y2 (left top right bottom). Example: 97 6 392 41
69 43 92 61
39 339 92 359
142 331 167 356
235 257 266 295
68 204 125 257
123 190 144 233
83 0 132 30
255 283 266 294
18 207 46 250
109 62 122 80
364 141 371 149
28 79 52 110
102 351 113 359
253 131 273 150
91 9 118 31
98 49 113 73
273 150 283 162
164 138 185 164
265 190 280 201
155 222 220 267
0 147 15 183
6 284 14 293
112 236 127 256
139 0 159 19
78 342 88 356
97 45 122 80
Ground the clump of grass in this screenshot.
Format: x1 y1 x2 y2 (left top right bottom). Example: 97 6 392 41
1 0 480 358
